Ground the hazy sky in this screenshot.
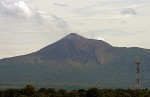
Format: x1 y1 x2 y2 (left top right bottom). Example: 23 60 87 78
0 0 150 59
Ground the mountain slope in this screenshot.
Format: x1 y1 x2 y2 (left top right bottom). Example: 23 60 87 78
32 33 112 65
0 33 150 89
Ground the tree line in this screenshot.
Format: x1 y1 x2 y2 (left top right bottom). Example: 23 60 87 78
0 84 150 97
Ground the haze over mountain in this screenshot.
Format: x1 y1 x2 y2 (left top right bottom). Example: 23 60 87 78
0 33 150 89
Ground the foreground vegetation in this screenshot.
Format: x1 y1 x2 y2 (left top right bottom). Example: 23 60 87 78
0 85 150 97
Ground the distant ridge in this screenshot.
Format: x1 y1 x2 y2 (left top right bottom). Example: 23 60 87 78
0 33 150 89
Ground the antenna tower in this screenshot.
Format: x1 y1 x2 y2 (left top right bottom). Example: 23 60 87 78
136 60 141 89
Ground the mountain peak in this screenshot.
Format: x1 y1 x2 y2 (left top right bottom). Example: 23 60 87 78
64 33 84 41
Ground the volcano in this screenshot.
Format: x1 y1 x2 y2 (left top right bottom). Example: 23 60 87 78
0 33 150 89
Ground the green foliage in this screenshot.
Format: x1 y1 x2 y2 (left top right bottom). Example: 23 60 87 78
0 90 5 97
69 90 79 97
4 89 20 97
23 84 35 96
38 88 47 93
86 88 101 97
58 89 68 97
1 85 150 97
77 89 87 97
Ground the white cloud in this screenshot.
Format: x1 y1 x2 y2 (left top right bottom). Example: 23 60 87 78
92 37 105 41
0 0 42 20
86 32 105 41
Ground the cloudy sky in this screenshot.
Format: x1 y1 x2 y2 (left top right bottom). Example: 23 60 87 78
0 0 150 59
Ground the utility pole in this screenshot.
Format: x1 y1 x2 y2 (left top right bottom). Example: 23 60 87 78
136 61 141 89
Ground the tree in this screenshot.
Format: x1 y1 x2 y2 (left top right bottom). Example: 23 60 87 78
30 92 47 97
77 89 87 97
0 90 4 97
46 88 57 97
58 89 68 97
86 88 101 97
38 88 47 93
24 84 35 96
4 89 20 97
69 90 79 97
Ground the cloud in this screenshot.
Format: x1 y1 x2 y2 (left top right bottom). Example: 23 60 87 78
87 32 105 41
50 14 69 29
53 3 69 7
120 8 137 16
92 37 105 41
0 0 42 20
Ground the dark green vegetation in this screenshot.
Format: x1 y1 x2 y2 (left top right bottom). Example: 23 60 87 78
0 33 150 89
1 85 150 97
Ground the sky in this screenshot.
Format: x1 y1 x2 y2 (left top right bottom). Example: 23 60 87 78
0 0 150 59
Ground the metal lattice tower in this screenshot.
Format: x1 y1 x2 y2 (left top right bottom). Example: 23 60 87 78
136 61 141 89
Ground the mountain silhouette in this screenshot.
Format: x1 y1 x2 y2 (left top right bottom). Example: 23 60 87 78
0 33 150 89
30 33 112 65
